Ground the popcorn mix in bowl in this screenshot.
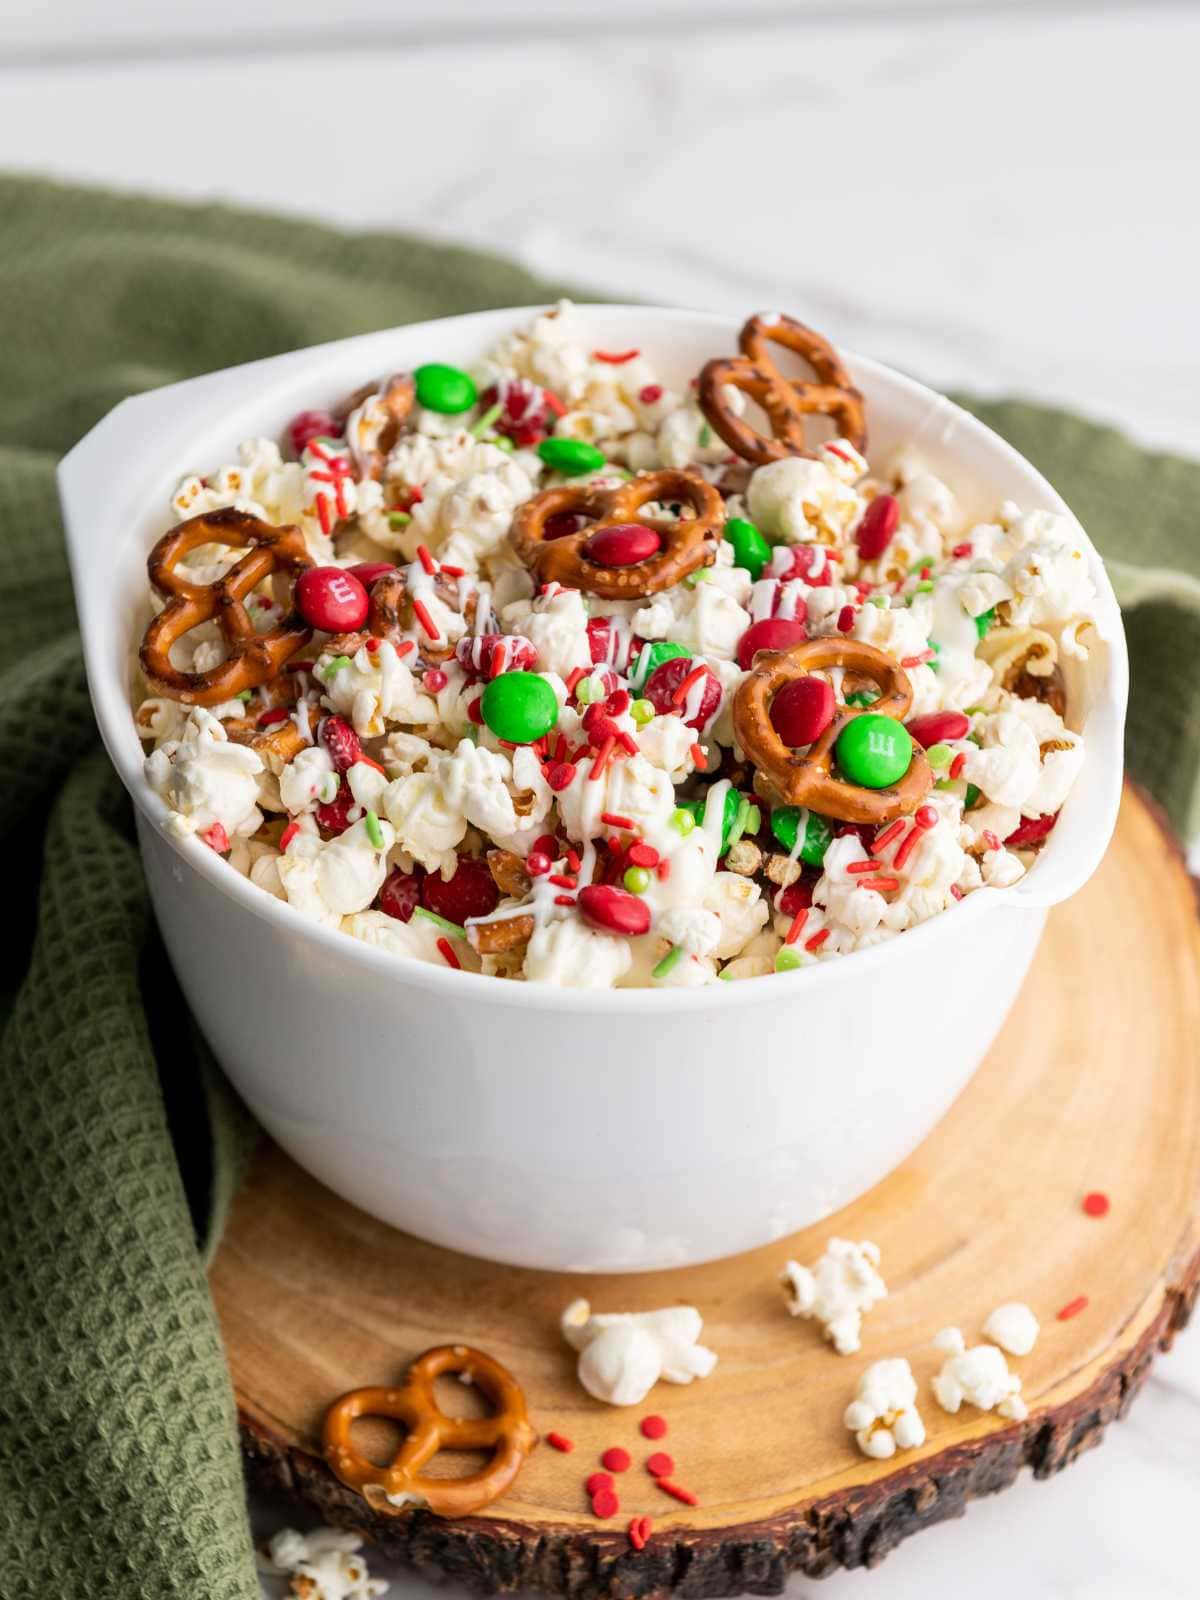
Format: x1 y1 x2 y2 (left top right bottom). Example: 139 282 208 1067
133 305 1100 990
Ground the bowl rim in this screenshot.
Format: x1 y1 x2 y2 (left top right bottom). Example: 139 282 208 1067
60 301 1129 1014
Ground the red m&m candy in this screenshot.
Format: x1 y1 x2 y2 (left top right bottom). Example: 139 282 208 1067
906 710 970 747
577 884 651 937
295 566 369 633
736 617 807 671
585 524 662 568
347 561 396 589
287 408 342 457
421 856 500 925
770 676 835 747
643 656 721 730
855 494 900 561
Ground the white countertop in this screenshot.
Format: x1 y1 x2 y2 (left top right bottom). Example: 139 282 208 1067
5 4 1196 1594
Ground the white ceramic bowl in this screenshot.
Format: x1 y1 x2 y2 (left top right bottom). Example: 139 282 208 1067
59 306 1127 1273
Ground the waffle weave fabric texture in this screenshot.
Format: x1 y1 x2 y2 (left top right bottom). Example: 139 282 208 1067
0 174 1196 1600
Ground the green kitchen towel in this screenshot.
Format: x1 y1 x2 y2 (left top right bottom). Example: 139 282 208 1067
0 174 1196 1600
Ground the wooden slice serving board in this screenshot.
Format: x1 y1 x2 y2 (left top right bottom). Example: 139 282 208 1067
211 785 1200 1595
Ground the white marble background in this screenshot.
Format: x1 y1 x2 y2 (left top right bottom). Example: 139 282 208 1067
3 3 1197 1596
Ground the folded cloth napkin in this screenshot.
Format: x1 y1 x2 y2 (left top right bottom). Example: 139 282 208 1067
0 175 1196 1600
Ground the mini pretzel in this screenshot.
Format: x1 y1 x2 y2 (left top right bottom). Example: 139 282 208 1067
734 637 932 824
340 373 416 480
141 509 312 706
699 313 867 465
510 469 724 598
323 1345 537 1518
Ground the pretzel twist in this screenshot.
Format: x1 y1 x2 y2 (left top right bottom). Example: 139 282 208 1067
734 637 932 824
699 314 867 465
323 1345 537 1518
510 469 723 598
140 509 312 706
340 373 416 480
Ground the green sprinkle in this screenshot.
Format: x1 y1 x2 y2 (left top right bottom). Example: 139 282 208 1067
388 511 412 530
492 435 515 453
746 804 761 834
868 594 890 608
907 580 934 602
631 698 655 727
936 778 956 791
926 742 953 770
719 967 735 981
364 810 384 849
575 678 594 705
775 947 803 973
965 783 982 809
975 607 996 639
726 795 751 851
653 944 685 980
671 807 697 836
844 690 879 708
322 654 352 680
236 689 253 703
413 906 467 940
624 866 651 894
685 568 711 587
470 401 504 438
698 422 713 448
909 557 934 574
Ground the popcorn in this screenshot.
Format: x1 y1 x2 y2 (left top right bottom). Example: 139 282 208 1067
931 1327 1027 1421
135 305 1101 989
844 1359 926 1459
983 1301 1040 1357
780 1238 887 1355
263 1525 388 1599
560 1298 718 1406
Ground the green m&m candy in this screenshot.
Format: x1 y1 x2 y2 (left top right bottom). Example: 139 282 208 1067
537 437 606 476
724 516 771 580
676 787 742 854
770 807 833 866
480 671 558 744
835 714 913 789
414 363 478 414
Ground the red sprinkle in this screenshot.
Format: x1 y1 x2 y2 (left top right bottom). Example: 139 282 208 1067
554 894 576 907
645 1452 674 1478
1083 1191 1111 1218
1057 1295 1089 1322
639 384 663 404
589 735 617 782
627 842 659 869
893 824 924 870
591 1488 620 1519
256 706 290 729
435 937 461 970
566 665 589 695
546 1432 575 1453
671 663 709 707
640 1415 667 1440
952 541 974 559
855 493 900 561
784 907 809 946
655 858 671 881
548 873 577 890
836 604 856 634
628 1515 652 1550
857 875 901 893
279 821 300 853
565 847 582 873
656 1480 699 1507
601 812 635 830
586 1472 614 1496
872 818 906 855
846 860 879 875
601 1447 632 1473
900 649 937 668
804 927 830 953
950 752 967 780
592 348 640 364
201 821 230 854
690 742 706 769
416 543 437 576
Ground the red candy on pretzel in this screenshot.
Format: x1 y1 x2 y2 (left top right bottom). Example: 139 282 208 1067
510 469 724 599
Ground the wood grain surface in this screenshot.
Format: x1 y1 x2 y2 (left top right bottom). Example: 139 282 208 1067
211 784 1200 1594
